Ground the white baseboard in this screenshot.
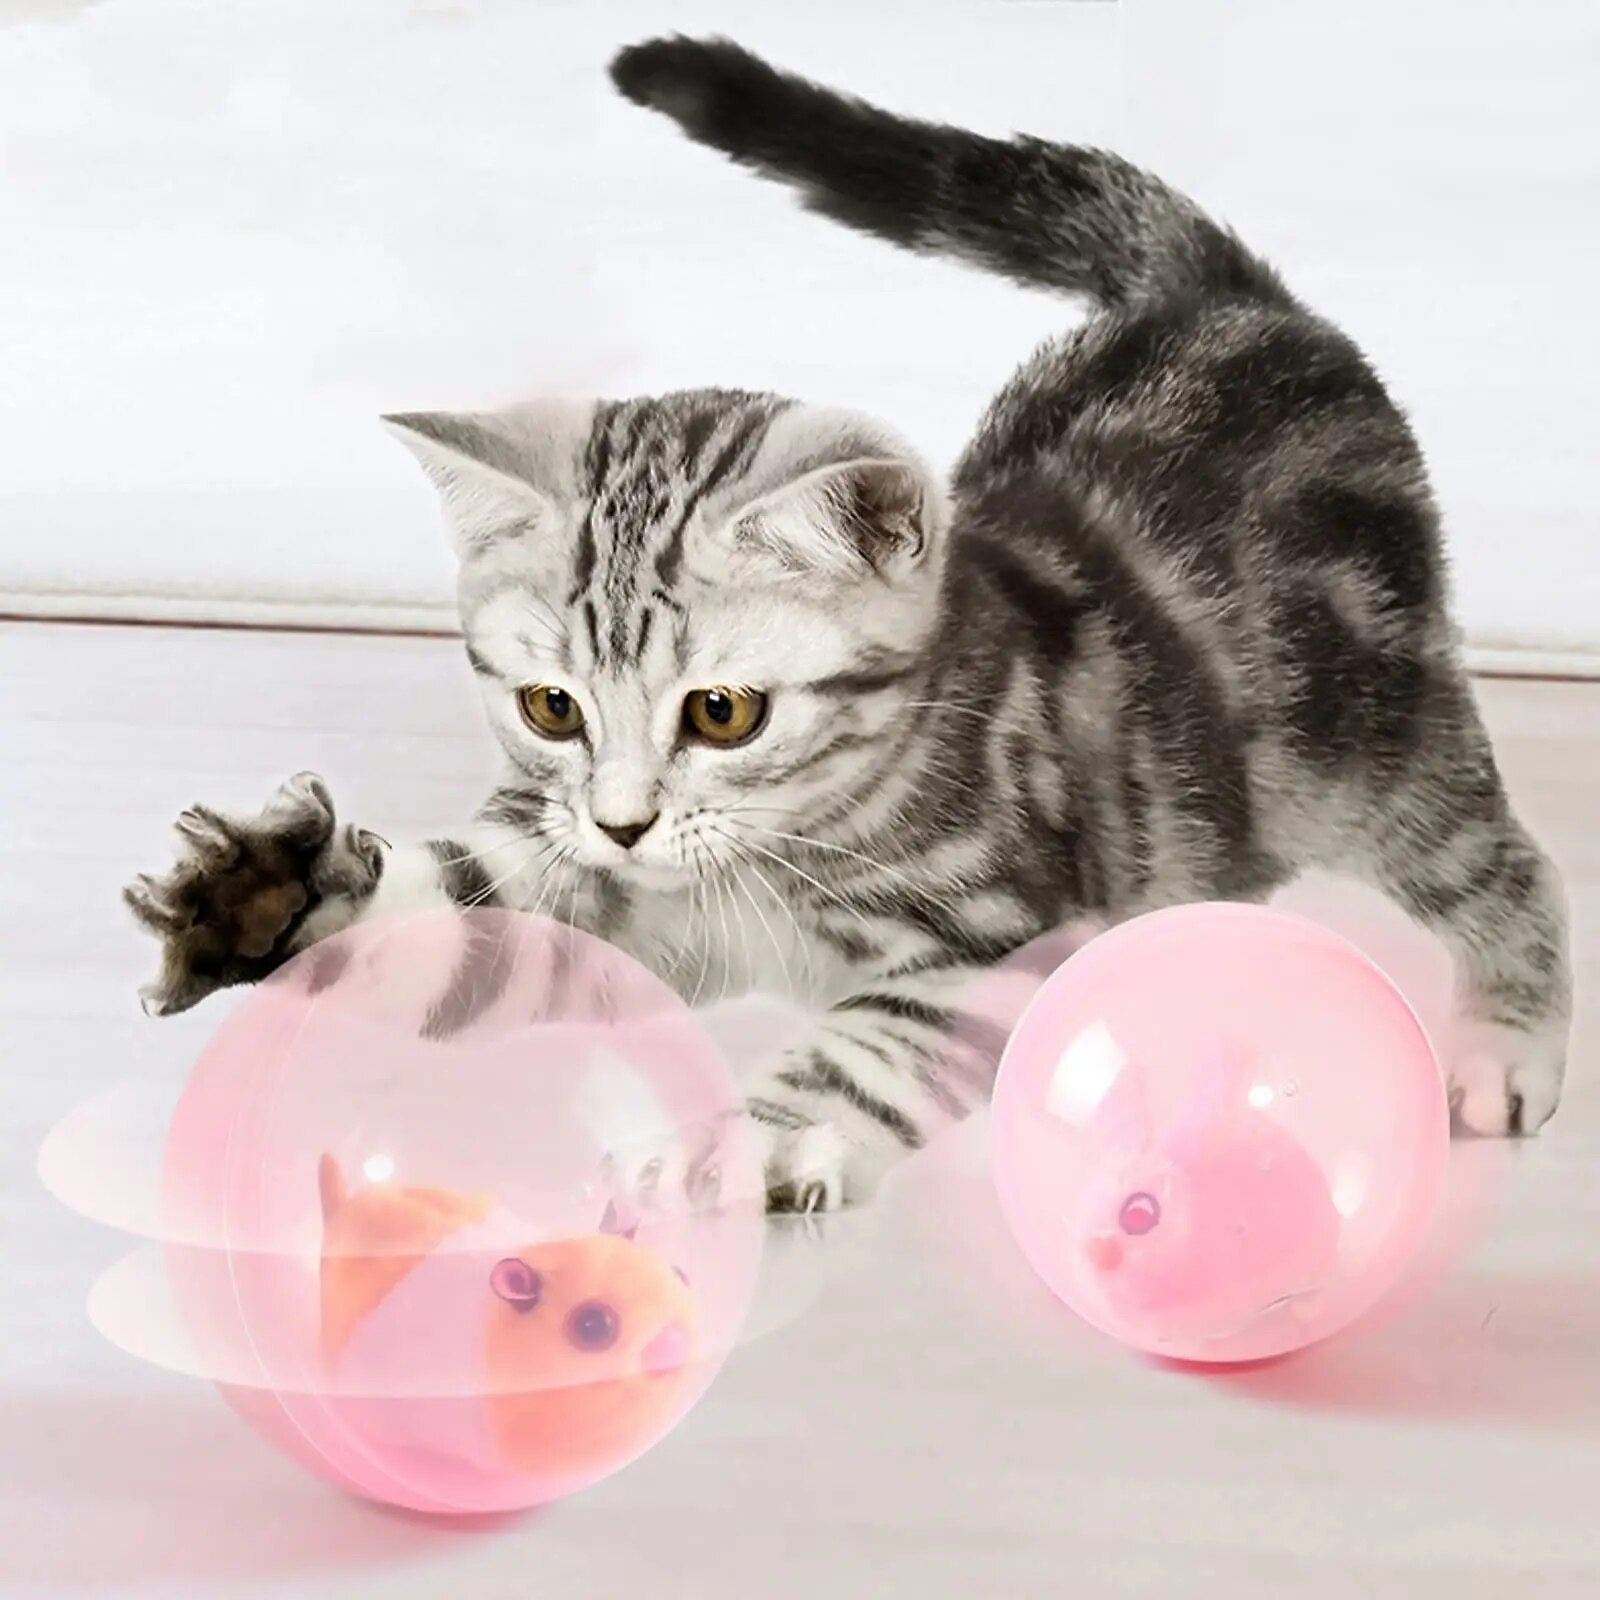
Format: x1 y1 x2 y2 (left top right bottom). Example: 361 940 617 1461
1464 644 1600 680
4 590 1598 680
0 590 459 637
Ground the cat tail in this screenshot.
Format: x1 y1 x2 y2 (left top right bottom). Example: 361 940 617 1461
610 35 1289 313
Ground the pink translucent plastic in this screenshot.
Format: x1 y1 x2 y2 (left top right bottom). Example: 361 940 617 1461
161 909 763 1514
991 903 1449 1364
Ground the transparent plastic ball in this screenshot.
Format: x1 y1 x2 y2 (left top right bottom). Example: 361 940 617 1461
991 903 1449 1364
160 909 764 1514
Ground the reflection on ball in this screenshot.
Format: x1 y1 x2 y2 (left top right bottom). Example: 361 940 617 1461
992 903 1448 1364
161 910 762 1514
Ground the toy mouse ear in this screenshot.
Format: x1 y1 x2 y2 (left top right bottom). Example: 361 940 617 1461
317 1153 346 1221
599 1198 638 1241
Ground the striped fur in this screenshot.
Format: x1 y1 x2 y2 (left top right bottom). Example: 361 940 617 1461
128 38 1571 1211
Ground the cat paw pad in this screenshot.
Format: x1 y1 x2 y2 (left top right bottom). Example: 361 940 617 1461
124 772 376 1017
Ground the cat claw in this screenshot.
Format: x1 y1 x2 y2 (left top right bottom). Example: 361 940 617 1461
138 984 173 1018
1446 1018 1566 1137
173 805 236 859
137 975 205 1018
760 1121 848 1216
263 771 337 847
123 873 188 935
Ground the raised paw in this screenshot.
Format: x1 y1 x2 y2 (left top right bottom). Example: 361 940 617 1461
123 772 383 1017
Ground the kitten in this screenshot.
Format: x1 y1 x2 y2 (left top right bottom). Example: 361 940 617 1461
126 36 1570 1214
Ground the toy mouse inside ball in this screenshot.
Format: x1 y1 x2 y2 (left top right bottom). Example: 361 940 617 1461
160 909 764 1514
312 1156 704 1503
991 902 1449 1364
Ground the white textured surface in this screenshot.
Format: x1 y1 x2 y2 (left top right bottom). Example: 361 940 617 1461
2 619 1599 1597
1 1 1596 653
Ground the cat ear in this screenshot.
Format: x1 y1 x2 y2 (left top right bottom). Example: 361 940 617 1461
705 405 947 583
728 456 941 579
382 400 592 557
317 1153 346 1222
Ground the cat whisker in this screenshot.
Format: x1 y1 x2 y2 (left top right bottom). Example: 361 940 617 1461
726 858 797 998
706 850 736 998
462 841 552 910
724 816 968 916
522 840 578 927
685 874 712 1007
711 825 879 938
899 699 1038 742
661 871 703 987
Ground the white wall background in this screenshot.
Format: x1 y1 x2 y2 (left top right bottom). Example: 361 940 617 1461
0 0 1595 665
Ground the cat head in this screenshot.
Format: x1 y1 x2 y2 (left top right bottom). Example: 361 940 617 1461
386 391 948 887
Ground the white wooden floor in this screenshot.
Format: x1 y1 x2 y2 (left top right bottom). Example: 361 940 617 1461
3 620 1598 1599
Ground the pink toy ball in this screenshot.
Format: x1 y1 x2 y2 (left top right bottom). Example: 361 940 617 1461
991 902 1450 1364
160 908 764 1515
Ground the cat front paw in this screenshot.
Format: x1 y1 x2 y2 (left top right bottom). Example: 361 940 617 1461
753 1114 852 1216
123 772 383 1017
598 1109 857 1221
1446 1016 1567 1136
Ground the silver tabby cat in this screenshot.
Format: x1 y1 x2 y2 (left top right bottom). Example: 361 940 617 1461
126 36 1571 1213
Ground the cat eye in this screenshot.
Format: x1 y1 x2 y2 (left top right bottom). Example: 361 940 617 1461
683 687 768 747
1118 1192 1161 1236
489 1258 543 1312
518 684 585 739
565 1299 620 1352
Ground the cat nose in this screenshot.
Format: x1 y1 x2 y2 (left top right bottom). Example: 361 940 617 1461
596 814 658 850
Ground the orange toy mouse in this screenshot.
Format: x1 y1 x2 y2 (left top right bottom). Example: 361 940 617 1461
317 1155 700 1492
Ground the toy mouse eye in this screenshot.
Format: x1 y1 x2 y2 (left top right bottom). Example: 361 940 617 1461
490 1258 543 1311
1118 1191 1161 1236
565 1299 620 1352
